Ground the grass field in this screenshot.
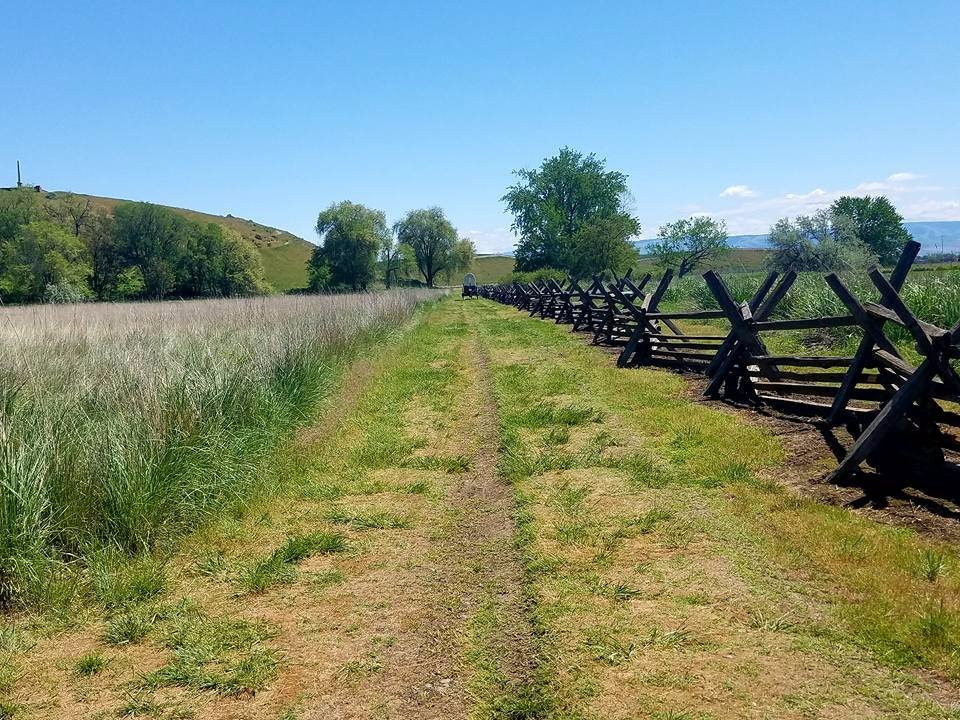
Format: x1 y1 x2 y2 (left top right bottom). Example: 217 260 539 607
468 248 772 287
257 237 314 291
470 254 516 283
3 296 960 718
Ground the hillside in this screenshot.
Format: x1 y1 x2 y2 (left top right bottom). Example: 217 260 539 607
470 254 515 283
45 191 314 291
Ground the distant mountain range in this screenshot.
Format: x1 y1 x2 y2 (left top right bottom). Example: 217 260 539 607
633 221 960 255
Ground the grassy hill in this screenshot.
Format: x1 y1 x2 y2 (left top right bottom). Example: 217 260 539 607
45 191 314 292
470 254 515 283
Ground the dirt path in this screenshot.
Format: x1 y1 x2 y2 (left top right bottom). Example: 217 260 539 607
384 336 537 716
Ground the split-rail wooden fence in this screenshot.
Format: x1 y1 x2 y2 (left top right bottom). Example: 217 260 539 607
476 240 960 484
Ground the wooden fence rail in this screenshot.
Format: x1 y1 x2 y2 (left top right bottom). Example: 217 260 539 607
474 239 960 484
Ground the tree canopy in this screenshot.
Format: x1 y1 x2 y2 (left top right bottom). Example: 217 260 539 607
502 148 640 275
310 201 389 291
767 209 875 272
393 207 470 287
830 195 910 265
0 190 268 303
649 217 729 277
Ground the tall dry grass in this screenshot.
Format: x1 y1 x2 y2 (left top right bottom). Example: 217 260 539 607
0 290 438 610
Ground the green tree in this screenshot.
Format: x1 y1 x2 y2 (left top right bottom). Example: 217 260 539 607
183 223 269 296
830 195 910 265
567 215 639 279
767 209 875 272
441 238 477 284
311 201 388 291
380 237 416 288
649 216 730 277
80 210 123 300
219 229 270 295
393 207 460 287
112 202 189 299
0 220 91 303
502 147 639 272
0 188 41 245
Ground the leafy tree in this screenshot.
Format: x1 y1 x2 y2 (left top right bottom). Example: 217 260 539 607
511 267 567 285
393 207 461 287
830 195 910 265
81 210 124 299
649 217 729 277
219 229 270 295
380 237 416 289
567 215 639 279
183 223 269 296
0 188 41 244
311 201 388 291
0 221 91 303
767 209 875 272
441 238 477 285
502 148 639 272
112 202 190 299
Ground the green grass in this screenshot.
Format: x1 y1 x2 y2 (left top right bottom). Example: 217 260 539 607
74 651 108 677
466 297 960 716
257 237 314 291
138 610 280 697
0 291 437 614
239 532 348 593
470 255 516 284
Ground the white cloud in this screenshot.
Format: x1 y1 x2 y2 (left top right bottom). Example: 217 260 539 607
887 172 922 182
667 173 959 237
719 185 755 198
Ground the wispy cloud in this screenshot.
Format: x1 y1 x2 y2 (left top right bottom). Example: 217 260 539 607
677 172 959 236
719 185 755 198
887 172 922 182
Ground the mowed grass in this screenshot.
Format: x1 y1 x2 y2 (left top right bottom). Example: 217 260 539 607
468 298 960 718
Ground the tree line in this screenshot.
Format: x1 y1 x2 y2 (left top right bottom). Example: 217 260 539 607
503 147 913 280
308 203 475 290
0 190 268 303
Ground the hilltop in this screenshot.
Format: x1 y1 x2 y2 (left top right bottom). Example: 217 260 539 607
44 191 314 291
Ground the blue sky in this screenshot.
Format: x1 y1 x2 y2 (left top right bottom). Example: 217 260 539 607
4 1 959 252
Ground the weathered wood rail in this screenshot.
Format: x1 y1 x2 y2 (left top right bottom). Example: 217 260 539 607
475 240 960 485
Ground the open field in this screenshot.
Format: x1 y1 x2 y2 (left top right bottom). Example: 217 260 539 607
470 255 517 284
3 296 960 718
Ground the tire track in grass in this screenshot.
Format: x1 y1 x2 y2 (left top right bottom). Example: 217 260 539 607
387 302 539 717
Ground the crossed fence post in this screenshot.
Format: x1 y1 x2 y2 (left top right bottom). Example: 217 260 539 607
826 241 921 422
613 270 672 367
701 270 788 398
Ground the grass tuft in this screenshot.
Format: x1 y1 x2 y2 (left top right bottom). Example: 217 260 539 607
74 651 109 677
325 507 411 531
240 532 347 594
